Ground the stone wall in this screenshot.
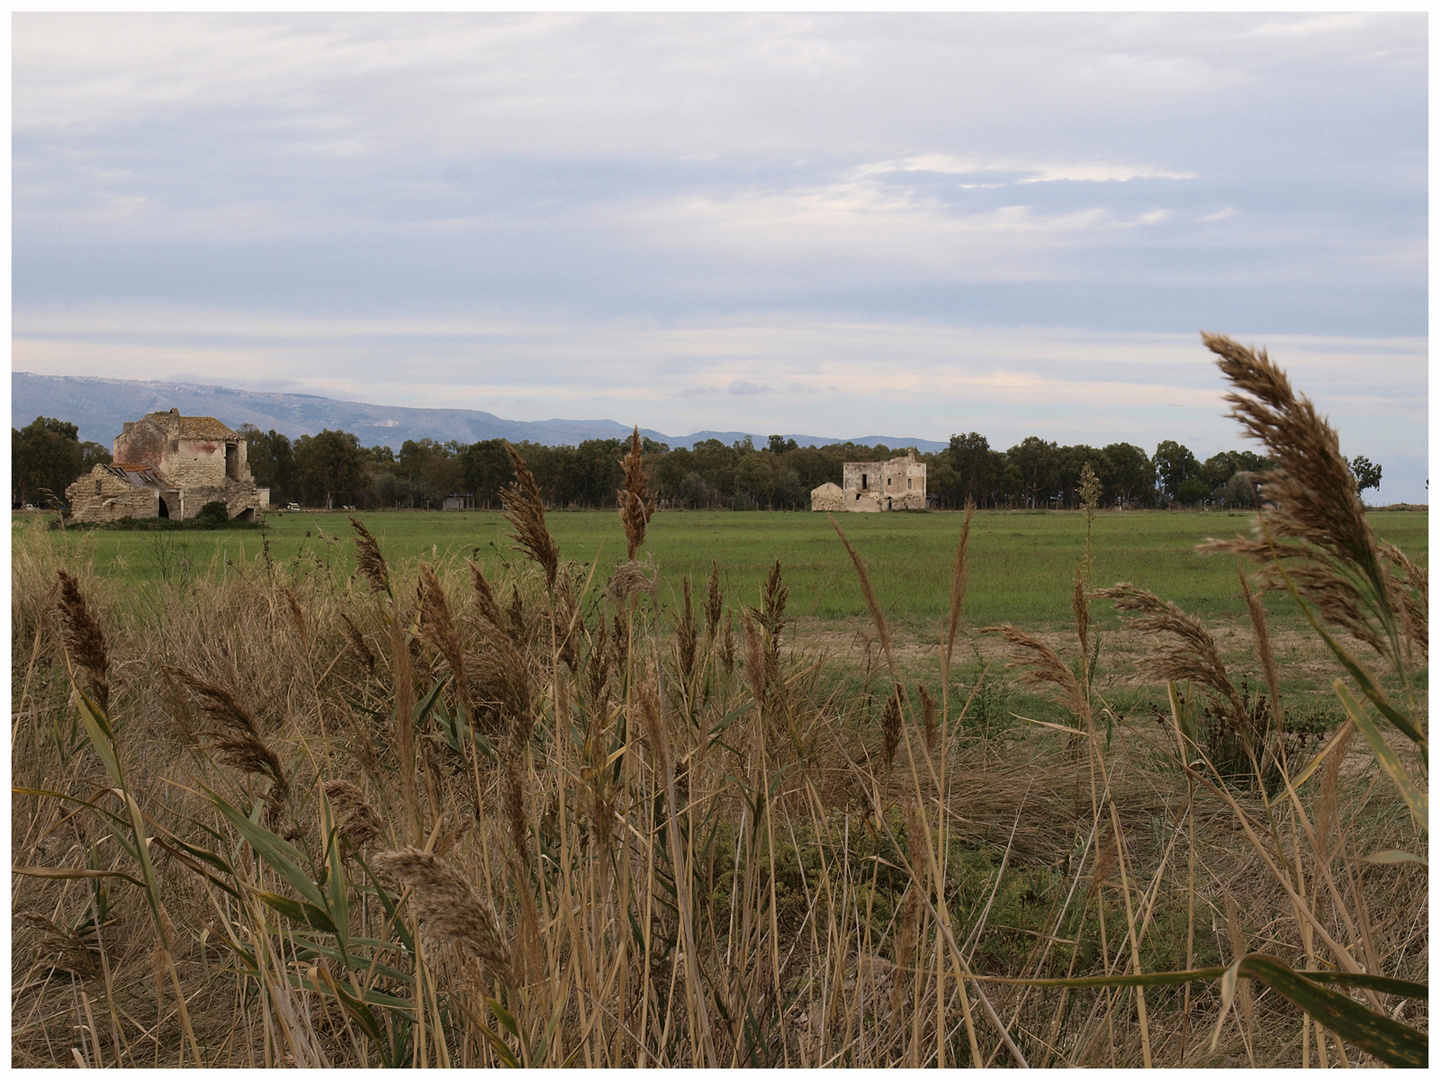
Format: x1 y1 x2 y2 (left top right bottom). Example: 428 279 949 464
114 420 167 472
838 452 926 511
65 466 175 523
810 482 846 511
166 440 232 489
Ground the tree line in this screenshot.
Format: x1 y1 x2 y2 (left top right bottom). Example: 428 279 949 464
12 414 1384 513
235 425 1383 512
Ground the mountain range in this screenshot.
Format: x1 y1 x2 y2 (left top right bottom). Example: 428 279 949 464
12 372 948 455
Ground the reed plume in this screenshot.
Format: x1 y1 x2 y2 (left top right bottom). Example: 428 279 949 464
742 610 766 707
1200 333 1410 662
164 667 288 801
501 443 560 589
918 683 938 753
720 609 735 674
881 685 903 771
585 615 611 705
606 558 655 605
350 517 392 598
1238 568 1282 731
831 516 896 677
617 426 655 560
676 574 697 684
469 560 506 630
1094 583 1245 729
283 587 307 646
16 912 98 981
945 501 974 672
705 560 723 641
982 624 1089 727
324 780 384 849
373 847 511 986
54 568 110 713
417 563 471 719
339 612 376 674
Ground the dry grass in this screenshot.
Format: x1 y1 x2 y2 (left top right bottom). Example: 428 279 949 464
10 340 1428 1068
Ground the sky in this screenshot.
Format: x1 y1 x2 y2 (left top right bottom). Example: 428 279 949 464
11 13 1429 501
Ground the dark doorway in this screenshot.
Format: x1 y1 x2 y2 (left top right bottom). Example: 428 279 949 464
158 496 170 519
226 443 240 481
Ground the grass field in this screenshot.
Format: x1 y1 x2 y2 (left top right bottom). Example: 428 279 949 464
16 507 1428 631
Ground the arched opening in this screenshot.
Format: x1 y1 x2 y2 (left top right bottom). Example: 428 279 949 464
157 495 171 519
234 507 255 522
886 497 893 510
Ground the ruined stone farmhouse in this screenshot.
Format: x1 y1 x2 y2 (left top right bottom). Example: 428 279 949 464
65 408 269 523
810 450 926 512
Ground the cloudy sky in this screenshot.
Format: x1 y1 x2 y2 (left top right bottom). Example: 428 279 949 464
12 13 1428 500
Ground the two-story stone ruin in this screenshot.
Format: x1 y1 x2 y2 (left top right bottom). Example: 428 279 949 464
810 450 926 512
65 408 269 523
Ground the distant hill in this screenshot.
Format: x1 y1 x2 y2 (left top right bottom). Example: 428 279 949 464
12 372 947 455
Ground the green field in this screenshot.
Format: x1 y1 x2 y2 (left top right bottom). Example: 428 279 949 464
17 507 1427 631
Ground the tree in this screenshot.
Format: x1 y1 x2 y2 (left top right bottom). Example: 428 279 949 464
13 416 85 507
946 432 1003 508
80 441 112 472
398 438 463 508
1176 476 1211 505
1347 455 1382 496
1102 443 1155 507
767 434 798 455
294 429 366 509
1007 436 1060 508
237 426 296 504
1153 440 1199 502
461 440 515 507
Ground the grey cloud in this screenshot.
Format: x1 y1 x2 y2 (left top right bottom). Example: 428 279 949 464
728 380 772 396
